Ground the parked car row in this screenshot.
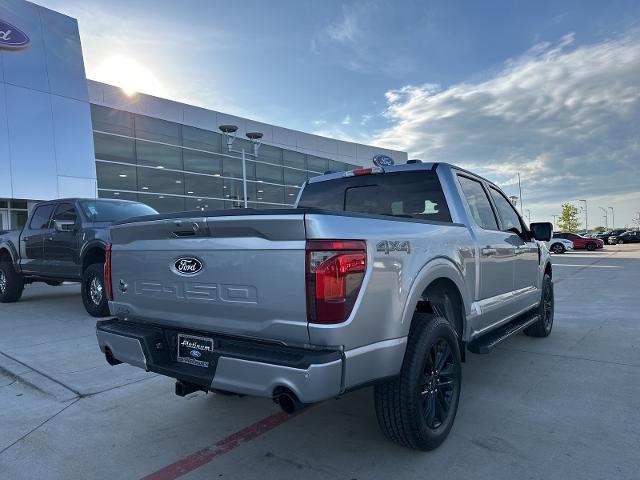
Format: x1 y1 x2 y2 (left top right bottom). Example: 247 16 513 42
545 229 640 253
605 230 640 244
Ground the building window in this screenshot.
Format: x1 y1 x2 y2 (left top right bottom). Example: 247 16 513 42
92 110 363 213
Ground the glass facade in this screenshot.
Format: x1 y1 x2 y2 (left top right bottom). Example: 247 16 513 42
0 200 29 230
91 105 361 213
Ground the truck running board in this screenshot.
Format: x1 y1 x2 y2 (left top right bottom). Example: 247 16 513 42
467 310 540 354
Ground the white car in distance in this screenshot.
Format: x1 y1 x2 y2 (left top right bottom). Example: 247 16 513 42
546 237 574 254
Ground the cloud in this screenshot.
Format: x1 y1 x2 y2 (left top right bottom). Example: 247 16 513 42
373 32 640 223
341 114 352 125
312 1 416 75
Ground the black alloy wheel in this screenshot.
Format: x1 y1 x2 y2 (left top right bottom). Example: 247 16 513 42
421 338 458 430
524 273 554 337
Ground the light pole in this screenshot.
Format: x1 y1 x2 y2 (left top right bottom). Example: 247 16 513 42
598 207 608 229
608 207 615 229
525 209 531 223
552 214 558 229
218 125 263 208
517 173 523 214
578 199 587 234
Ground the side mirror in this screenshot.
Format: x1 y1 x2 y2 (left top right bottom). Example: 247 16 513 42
54 220 76 232
530 222 553 242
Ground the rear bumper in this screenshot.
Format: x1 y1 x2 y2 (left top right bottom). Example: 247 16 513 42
96 319 343 403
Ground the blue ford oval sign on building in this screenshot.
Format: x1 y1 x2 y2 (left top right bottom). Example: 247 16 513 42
372 154 395 167
0 20 29 49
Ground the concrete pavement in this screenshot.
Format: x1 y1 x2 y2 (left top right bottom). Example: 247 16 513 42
1 245 639 479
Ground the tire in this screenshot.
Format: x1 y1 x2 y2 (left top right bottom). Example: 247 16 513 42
617 239 624 245
81 263 110 317
374 314 462 451
524 273 554 338
550 243 565 254
0 262 24 303
586 242 596 251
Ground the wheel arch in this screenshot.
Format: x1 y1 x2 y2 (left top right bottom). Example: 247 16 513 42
0 243 17 265
400 258 471 346
81 242 106 273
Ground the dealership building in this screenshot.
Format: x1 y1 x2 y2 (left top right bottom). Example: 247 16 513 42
0 0 407 230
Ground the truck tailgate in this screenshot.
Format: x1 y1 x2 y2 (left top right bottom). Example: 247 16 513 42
108 211 310 344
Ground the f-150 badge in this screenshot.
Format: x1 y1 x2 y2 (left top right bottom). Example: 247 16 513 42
376 240 411 254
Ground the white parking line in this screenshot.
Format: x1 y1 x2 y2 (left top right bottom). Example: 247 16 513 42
553 264 620 268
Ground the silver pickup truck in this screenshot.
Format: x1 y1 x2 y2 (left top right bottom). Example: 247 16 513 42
96 162 554 450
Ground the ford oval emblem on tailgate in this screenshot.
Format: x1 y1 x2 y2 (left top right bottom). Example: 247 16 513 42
174 257 203 275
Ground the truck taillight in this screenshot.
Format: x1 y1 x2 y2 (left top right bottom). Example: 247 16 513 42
306 240 366 324
104 243 113 301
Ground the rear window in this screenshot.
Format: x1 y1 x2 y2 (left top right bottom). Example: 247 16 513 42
298 171 452 222
79 200 157 223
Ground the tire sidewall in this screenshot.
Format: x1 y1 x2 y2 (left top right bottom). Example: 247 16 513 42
586 243 596 251
0 262 24 303
81 263 109 317
539 274 554 334
404 317 462 449
551 243 564 254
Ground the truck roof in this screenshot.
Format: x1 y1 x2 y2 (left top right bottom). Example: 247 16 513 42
32 198 143 206
307 162 499 189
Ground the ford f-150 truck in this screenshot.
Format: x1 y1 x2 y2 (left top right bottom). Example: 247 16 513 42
96 162 554 450
0 198 156 316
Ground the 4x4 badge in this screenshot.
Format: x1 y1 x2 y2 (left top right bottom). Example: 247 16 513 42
376 240 411 254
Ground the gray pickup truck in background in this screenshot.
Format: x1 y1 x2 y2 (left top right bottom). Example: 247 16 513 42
97 162 554 450
0 198 156 316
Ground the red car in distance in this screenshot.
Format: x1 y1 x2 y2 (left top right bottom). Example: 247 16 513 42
553 232 604 251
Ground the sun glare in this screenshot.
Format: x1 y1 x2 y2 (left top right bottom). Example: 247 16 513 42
90 55 166 97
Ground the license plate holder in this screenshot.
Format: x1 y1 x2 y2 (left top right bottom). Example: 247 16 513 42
176 333 214 368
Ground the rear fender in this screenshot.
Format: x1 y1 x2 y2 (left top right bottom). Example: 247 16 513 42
399 257 472 340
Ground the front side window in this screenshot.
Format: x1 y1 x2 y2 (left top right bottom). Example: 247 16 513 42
28 205 54 230
457 176 498 230
51 203 78 224
489 187 524 236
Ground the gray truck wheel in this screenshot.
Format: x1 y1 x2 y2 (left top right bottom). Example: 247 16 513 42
524 273 554 338
374 314 461 451
81 263 110 317
0 262 24 303
551 243 565 254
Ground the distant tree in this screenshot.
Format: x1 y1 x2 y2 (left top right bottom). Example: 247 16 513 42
557 203 581 232
593 226 607 233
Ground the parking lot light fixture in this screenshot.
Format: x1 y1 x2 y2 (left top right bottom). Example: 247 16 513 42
609 207 615 228
218 125 264 208
598 207 608 229
578 200 588 234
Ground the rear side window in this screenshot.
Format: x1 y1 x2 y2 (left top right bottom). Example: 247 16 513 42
298 171 452 222
28 205 54 230
457 176 498 230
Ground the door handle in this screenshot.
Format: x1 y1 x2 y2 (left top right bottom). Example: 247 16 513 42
481 247 497 256
46 236 53 241
22 237 29 242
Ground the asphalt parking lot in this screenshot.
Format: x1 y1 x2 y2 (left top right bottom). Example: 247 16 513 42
1 245 639 480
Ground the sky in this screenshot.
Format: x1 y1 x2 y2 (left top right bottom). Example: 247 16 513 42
37 0 640 228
